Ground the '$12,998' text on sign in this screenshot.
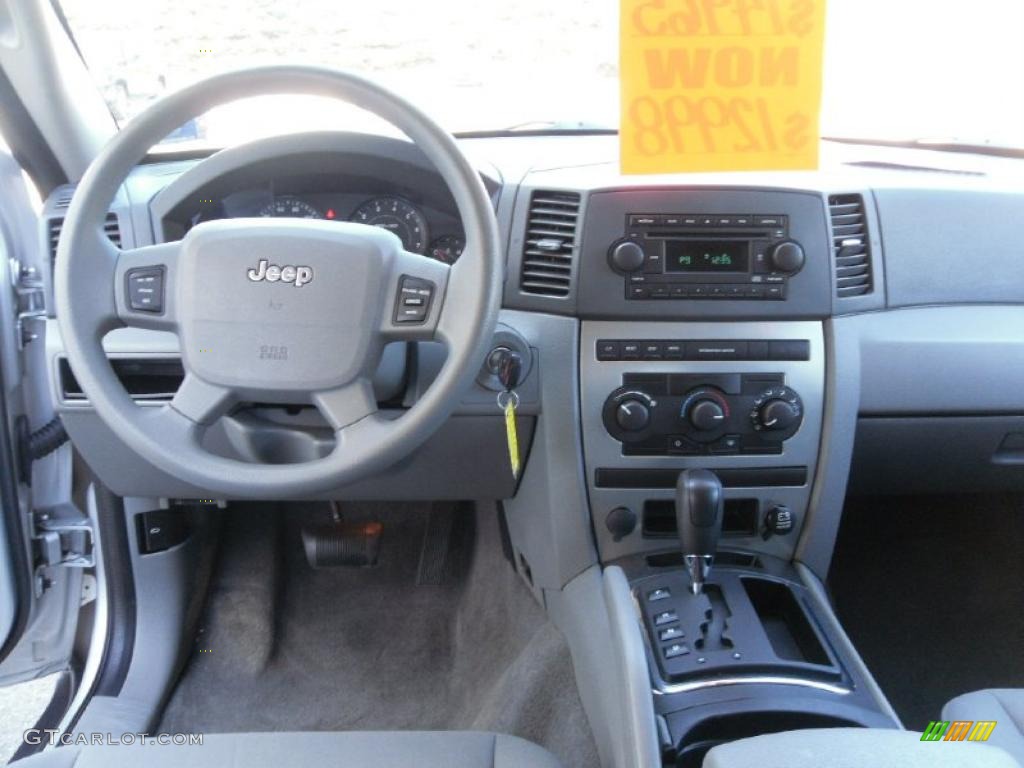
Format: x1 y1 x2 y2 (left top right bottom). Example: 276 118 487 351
620 0 826 174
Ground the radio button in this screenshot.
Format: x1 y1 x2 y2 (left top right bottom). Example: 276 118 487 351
735 216 753 226
611 241 646 273
643 252 664 273
756 215 784 226
670 285 689 298
717 216 734 226
630 215 658 227
725 286 745 298
682 216 700 226
691 285 709 297
651 286 670 298
661 215 683 226
699 216 715 226
745 285 766 298
628 286 649 299
765 285 785 299
708 286 727 298
770 240 805 273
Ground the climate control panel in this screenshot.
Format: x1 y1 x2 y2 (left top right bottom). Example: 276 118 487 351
602 373 803 456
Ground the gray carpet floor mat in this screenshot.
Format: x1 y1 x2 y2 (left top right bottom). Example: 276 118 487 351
159 501 599 768
829 493 1024 730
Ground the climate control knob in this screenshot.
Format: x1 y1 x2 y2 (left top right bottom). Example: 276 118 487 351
688 399 726 431
770 241 805 274
751 386 804 437
758 399 800 431
609 241 645 273
616 399 651 432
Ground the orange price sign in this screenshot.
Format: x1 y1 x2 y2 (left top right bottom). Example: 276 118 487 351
620 0 826 173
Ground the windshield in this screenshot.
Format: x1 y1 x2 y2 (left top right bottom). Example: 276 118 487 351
61 0 1024 150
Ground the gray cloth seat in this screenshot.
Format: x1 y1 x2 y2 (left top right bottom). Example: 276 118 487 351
944 689 1024 764
702 727 1019 767
14 731 562 768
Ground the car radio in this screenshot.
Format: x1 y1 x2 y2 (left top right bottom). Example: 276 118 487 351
608 213 805 301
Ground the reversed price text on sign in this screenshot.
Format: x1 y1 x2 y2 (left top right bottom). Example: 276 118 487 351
620 0 826 173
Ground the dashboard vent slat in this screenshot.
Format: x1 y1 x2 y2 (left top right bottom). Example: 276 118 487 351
520 190 580 298
828 194 873 298
48 213 123 267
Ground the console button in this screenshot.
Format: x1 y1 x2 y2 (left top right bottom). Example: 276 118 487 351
647 587 671 602
686 341 748 361
664 642 690 659
765 285 785 299
628 286 649 299
663 342 684 359
735 215 753 226
621 342 641 360
668 435 701 454
659 626 685 642
747 340 769 360
756 215 784 226
654 610 678 626
126 267 165 313
596 340 620 361
710 434 742 454
650 286 670 299
642 342 664 359
630 215 657 227
769 340 811 361
682 216 700 226
661 215 683 226
691 285 709 297
643 252 664 273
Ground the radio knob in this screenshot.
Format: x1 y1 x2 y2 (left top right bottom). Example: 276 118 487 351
688 399 726 431
616 399 651 432
609 241 646 273
758 399 801 431
770 241 805 274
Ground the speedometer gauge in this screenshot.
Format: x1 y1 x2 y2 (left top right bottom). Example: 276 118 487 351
351 197 428 254
259 196 322 218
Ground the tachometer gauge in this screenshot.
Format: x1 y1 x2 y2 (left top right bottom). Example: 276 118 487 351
259 196 322 218
351 197 428 254
428 235 465 264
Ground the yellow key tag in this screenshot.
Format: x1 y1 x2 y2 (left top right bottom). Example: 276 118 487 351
500 392 521 479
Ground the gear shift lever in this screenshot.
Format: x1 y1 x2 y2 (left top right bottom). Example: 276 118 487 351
676 468 723 595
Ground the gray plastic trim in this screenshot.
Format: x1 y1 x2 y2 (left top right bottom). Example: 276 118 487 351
602 565 662 768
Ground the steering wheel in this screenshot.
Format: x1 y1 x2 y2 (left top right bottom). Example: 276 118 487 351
55 67 502 497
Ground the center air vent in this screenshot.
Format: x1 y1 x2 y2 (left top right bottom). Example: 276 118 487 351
828 194 872 298
48 213 122 267
519 190 581 298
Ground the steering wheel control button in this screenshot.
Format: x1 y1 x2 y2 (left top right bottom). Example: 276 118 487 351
126 267 165 313
394 275 435 324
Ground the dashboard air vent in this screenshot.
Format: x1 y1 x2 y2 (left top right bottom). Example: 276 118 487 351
48 213 122 266
828 194 872 297
519 190 580 298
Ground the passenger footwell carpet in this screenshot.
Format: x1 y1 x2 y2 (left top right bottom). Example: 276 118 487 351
158 502 599 768
829 493 1024 731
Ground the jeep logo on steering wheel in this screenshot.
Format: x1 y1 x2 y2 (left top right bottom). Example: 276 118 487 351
247 259 314 287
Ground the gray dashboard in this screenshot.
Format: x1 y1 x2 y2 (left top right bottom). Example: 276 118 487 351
39 131 1024 584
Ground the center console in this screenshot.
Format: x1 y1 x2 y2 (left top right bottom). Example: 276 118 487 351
576 187 899 764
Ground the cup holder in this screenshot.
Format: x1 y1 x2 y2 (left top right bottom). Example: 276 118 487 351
675 711 862 767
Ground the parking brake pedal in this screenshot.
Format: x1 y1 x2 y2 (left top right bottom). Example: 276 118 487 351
301 504 382 568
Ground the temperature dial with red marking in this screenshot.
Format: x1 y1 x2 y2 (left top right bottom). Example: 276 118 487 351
750 386 803 439
680 387 730 436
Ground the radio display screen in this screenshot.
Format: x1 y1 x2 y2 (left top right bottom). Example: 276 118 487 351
665 240 750 272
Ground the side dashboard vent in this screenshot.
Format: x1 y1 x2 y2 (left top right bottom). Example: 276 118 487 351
48 212 122 266
519 190 581 298
828 194 872 297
